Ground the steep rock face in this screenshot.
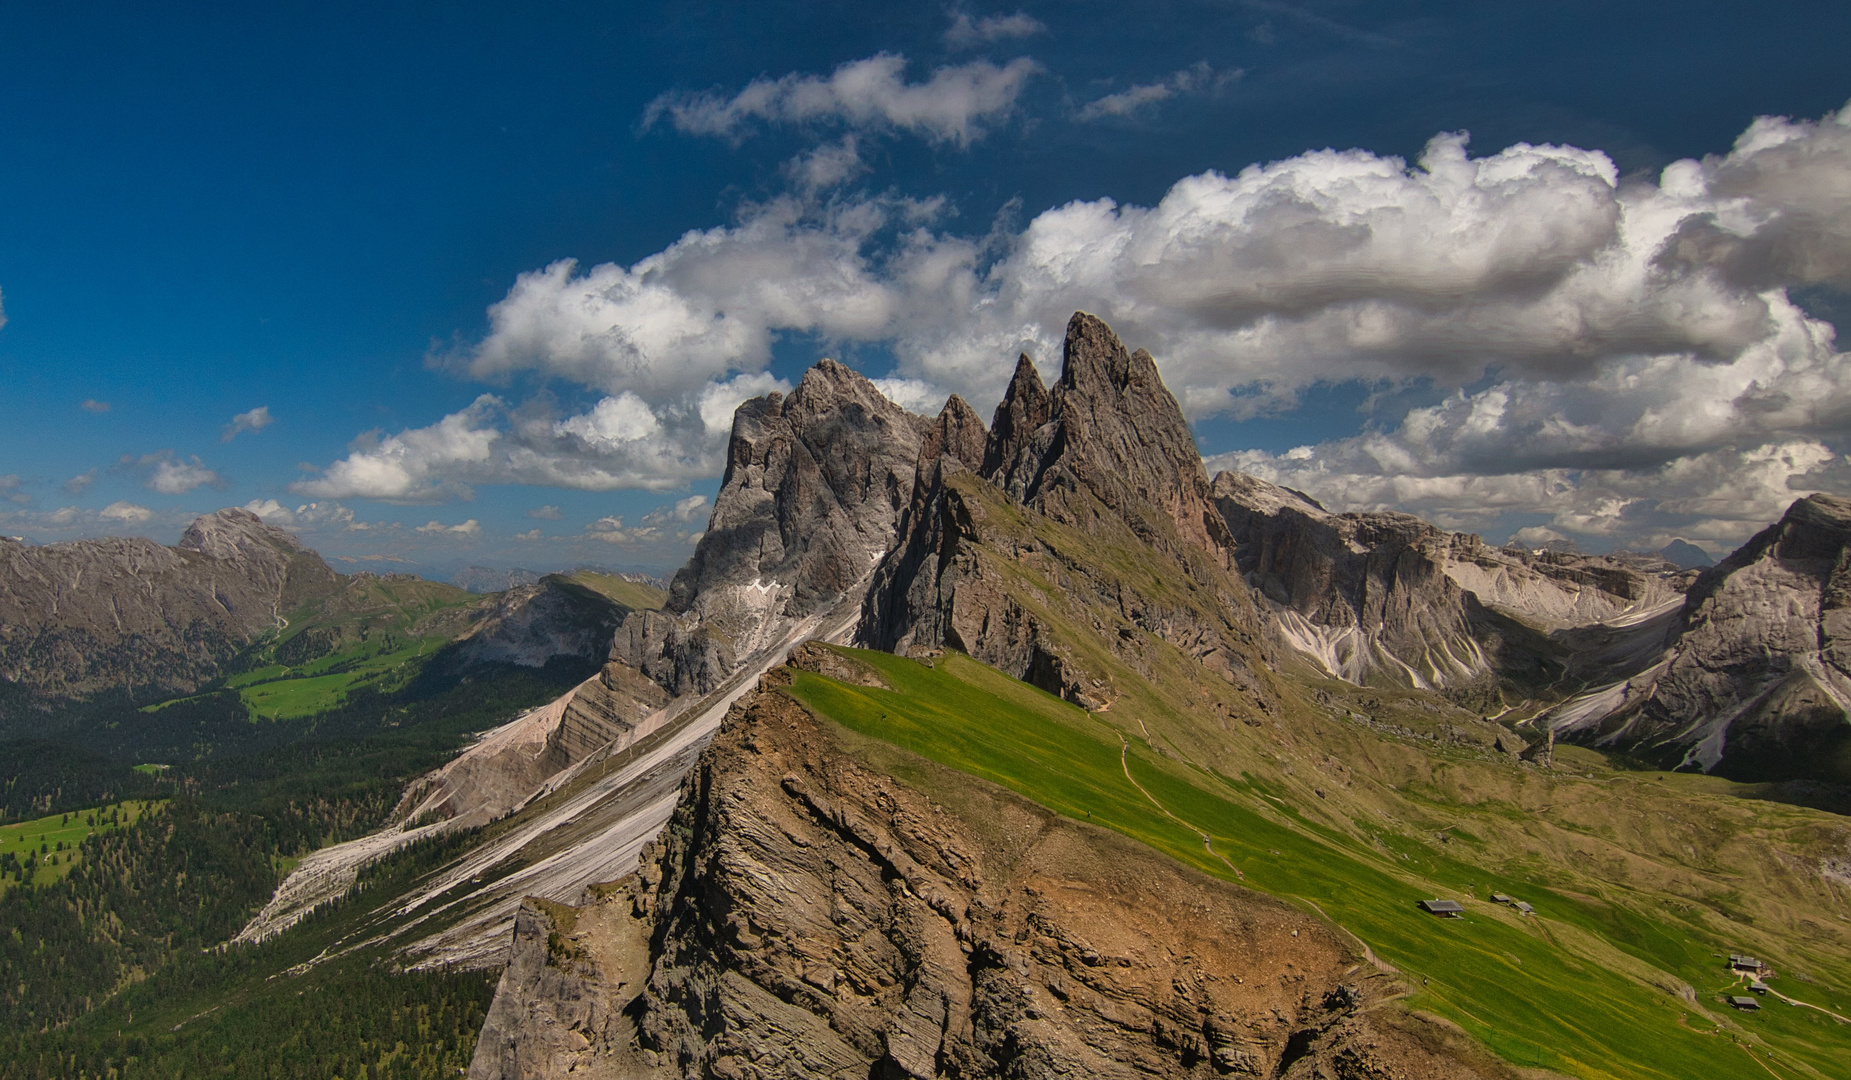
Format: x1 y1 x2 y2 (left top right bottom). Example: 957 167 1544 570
444 576 636 672
1212 472 1692 690
614 360 929 696
0 508 339 714
987 313 1222 554
472 683 1502 1080
862 314 1270 709
1546 494 1851 781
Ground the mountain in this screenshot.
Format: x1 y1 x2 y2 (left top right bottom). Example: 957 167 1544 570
30 315 1851 1079
0 510 660 740
1211 471 1693 693
0 509 340 715
1544 493 1851 783
614 357 930 698
454 566 545 593
1658 539 1715 569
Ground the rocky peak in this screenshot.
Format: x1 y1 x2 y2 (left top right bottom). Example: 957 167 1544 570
616 358 930 696
1546 493 1851 782
176 507 307 560
986 312 1219 553
980 354 1050 479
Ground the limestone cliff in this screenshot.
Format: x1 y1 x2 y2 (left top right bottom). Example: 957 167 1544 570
1211 472 1692 691
470 680 1509 1080
861 313 1267 710
614 359 930 697
0 508 338 716
1545 493 1851 781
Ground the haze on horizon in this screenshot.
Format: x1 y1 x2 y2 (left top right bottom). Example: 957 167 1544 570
2 1 1849 576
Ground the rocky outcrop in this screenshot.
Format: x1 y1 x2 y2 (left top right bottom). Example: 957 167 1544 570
1544 494 1851 782
861 313 1268 709
471 684 1506 1080
442 576 638 673
985 313 1223 554
613 359 930 697
1212 472 1692 690
0 508 339 716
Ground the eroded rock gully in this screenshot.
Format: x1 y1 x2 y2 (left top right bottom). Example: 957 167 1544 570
471 683 1509 1080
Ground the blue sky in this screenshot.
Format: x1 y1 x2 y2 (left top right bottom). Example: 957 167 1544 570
2 2 1849 574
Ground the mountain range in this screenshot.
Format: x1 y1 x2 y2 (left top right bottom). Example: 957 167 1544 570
5 313 1850 1079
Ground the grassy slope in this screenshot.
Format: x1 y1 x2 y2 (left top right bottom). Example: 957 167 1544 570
787 646 1851 1080
0 799 160 893
560 570 666 611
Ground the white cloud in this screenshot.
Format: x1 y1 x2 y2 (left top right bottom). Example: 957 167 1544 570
222 405 273 441
100 501 153 524
784 136 868 193
871 376 945 414
80 399 110 413
244 499 370 531
130 452 223 495
0 475 27 506
528 504 564 519
1077 62 1242 121
643 494 710 526
416 518 481 537
645 53 1039 146
944 10 1046 48
514 528 544 541
303 102 1851 550
583 515 660 546
62 469 97 495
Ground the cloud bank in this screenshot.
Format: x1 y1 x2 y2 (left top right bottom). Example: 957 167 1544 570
300 101 1851 550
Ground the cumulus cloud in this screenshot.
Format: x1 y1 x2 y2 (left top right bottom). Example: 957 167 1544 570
0 475 28 506
416 519 481 537
944 10 1046 48
125 452 224 495
583 515 660 546
643 494 710 526
645 53 1039 146
304 101 1851 549
222 405 273 441
514 528 544 541
1077 62 1242 120
80 399 110 413
528 504 564 519
100 501 153 524
244 498 373 531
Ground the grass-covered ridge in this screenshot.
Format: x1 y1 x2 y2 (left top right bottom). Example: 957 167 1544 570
785 645 1851 1080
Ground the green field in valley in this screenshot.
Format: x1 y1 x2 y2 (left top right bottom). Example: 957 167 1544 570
785 646 1851 1080
0 800 161 893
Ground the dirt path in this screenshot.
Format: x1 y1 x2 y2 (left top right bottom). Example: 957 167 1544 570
1117 733 1243 879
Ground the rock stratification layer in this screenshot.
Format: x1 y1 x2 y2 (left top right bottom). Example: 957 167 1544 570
0 508 338 714
1211 472 1692 691
1547 492 1851 781
615 359 929 697
470 679 1506 1080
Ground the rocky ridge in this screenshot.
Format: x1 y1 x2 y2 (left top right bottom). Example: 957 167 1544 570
1211 472 1693 691
1542 493 1851 782
469 674 1507 1080
0 508 338 713
861 313 1268 710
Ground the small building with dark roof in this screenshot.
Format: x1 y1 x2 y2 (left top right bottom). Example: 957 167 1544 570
1730 955 1762 971
1418 899 1465 918
1729 996 1762 1010
1489 893 1513 904
1514 901 1534 915
1749 980 1769 994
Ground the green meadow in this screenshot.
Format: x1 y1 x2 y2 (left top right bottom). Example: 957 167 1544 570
785 646 1851 1080
0 800 160 892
